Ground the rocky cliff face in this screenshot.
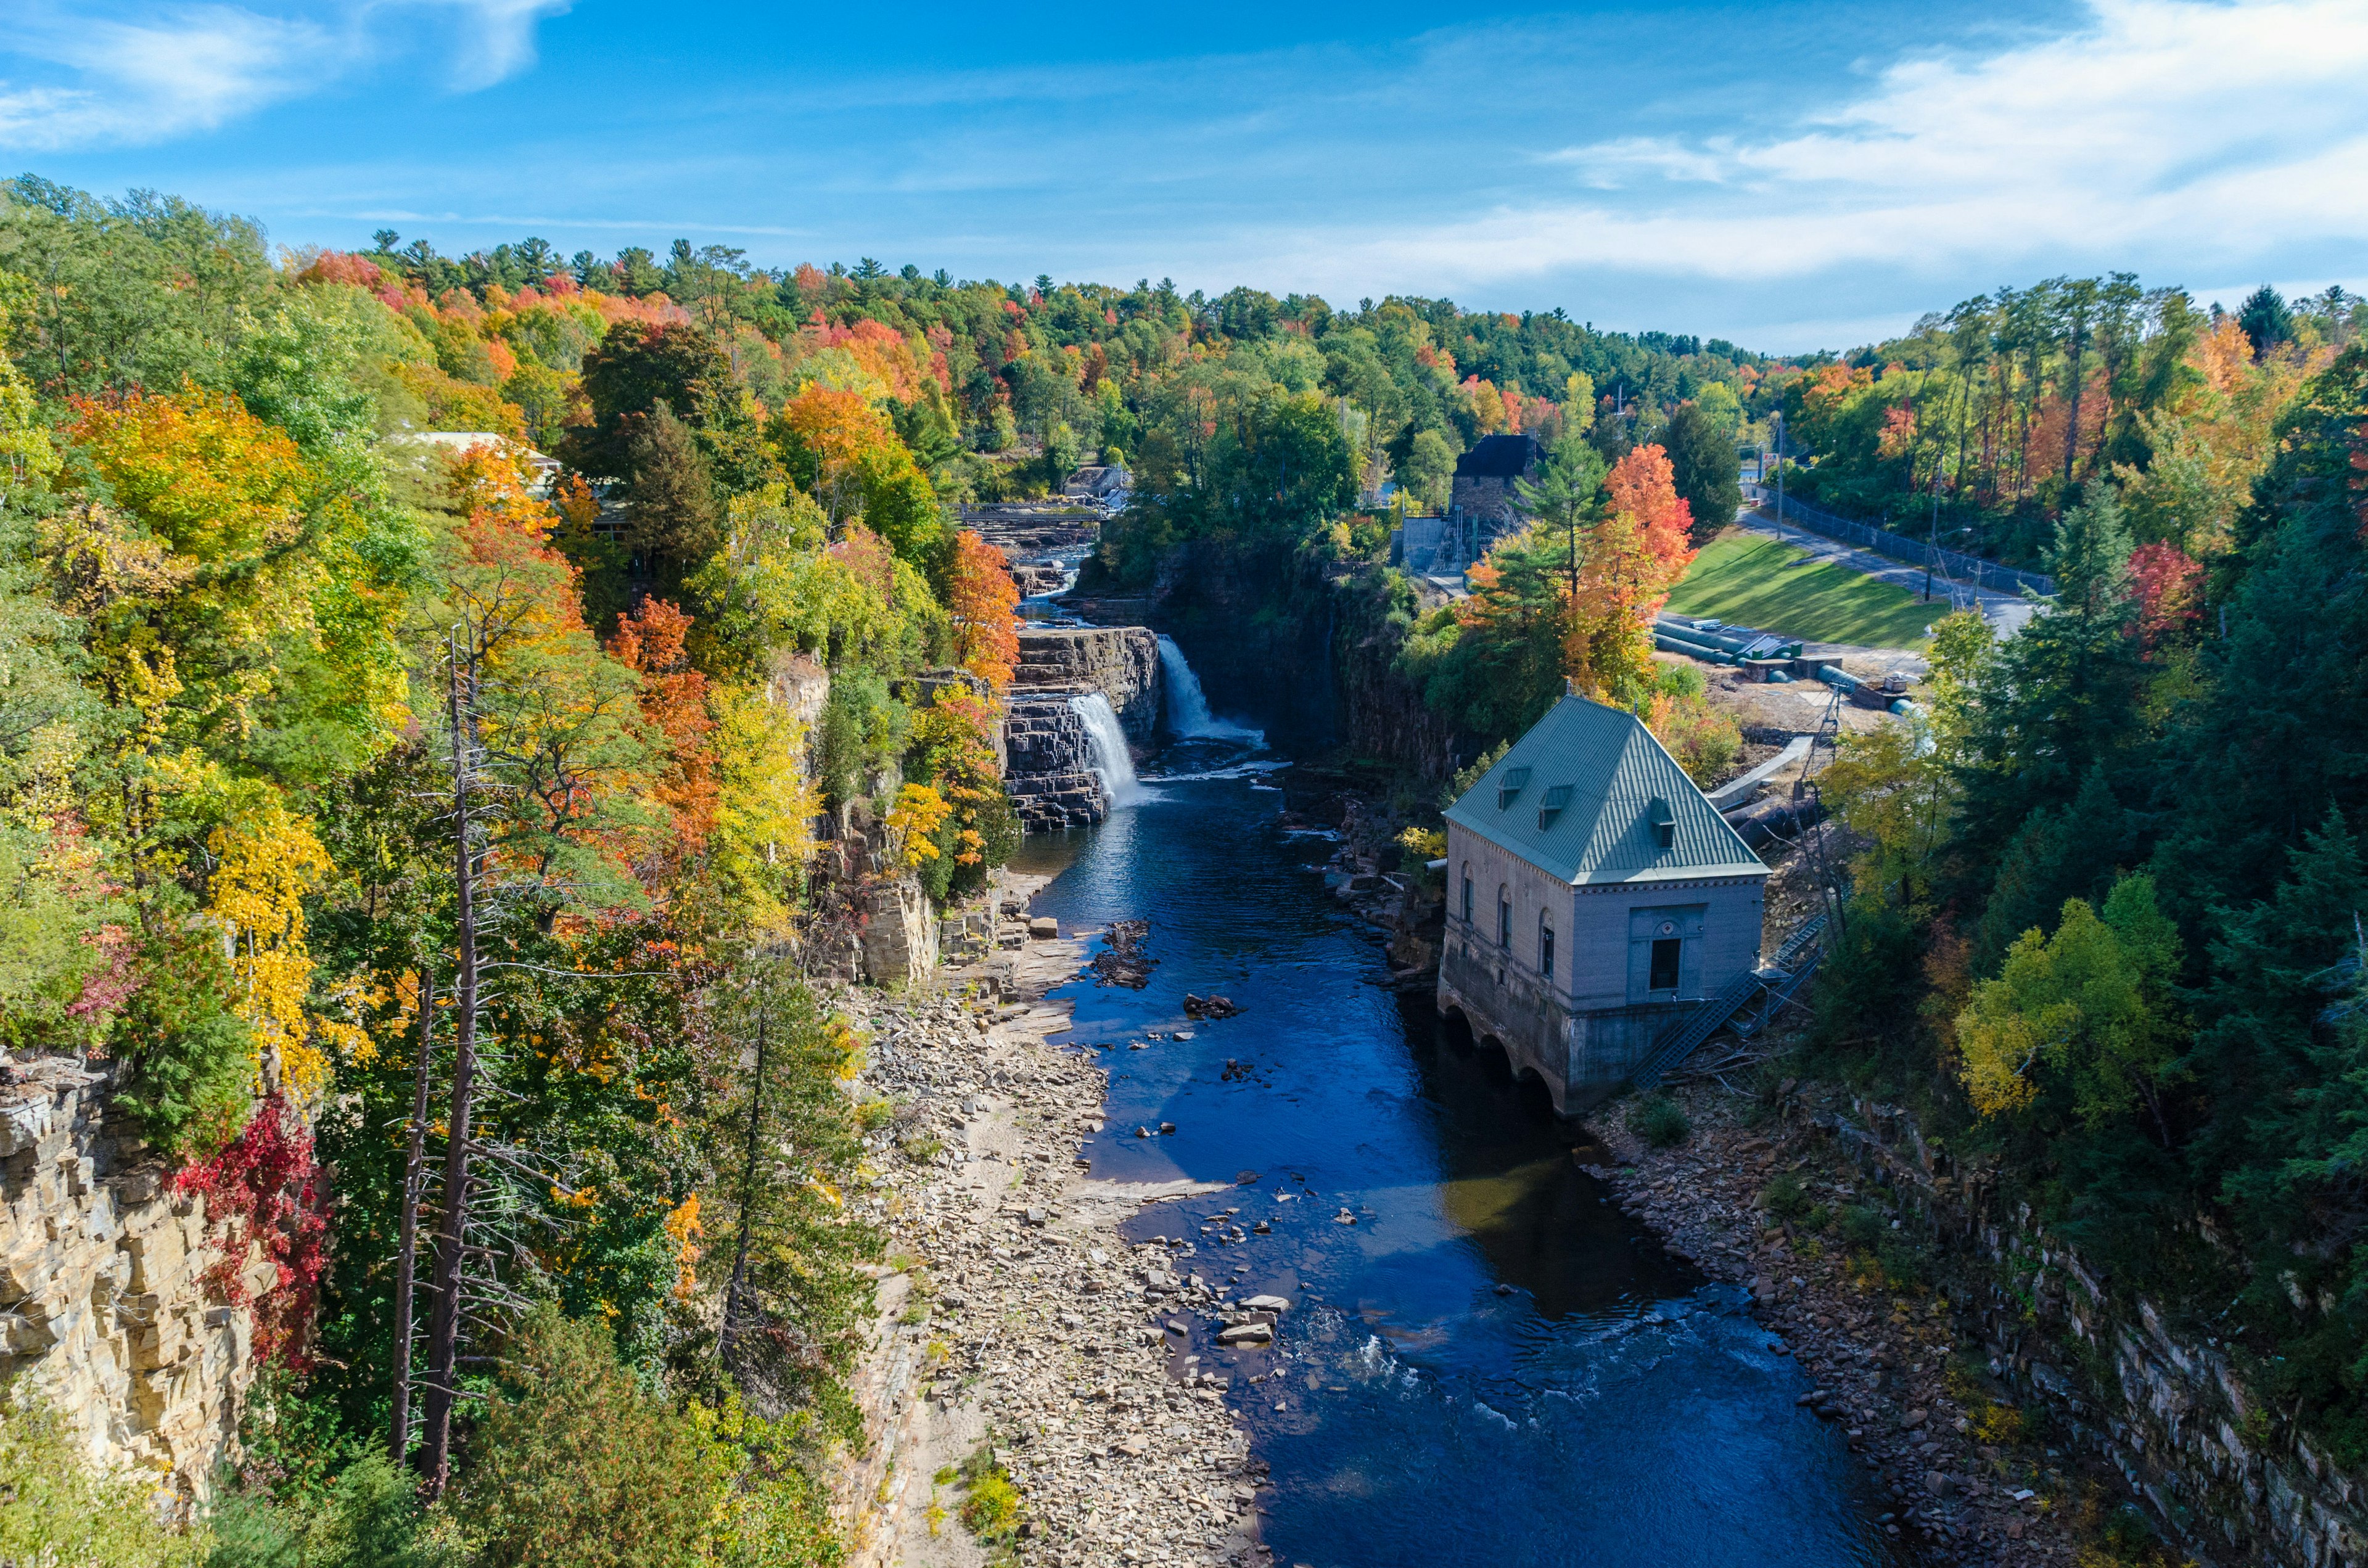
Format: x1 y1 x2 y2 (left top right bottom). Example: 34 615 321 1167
1330 569 1458 782
1011 627 1160 742
1817 1096 2368 1568
1 1057 278 1506
1072 544 1459 776
1001 694 1107 831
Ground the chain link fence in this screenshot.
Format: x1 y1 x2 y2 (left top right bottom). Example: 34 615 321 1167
1741 484 2055 597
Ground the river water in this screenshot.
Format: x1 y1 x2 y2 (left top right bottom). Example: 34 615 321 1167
1011 734 1897 1568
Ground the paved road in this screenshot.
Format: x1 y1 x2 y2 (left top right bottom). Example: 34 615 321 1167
1736 507 2037 639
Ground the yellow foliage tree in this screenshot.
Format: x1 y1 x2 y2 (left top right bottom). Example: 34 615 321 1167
205 795 365 1099
882 783 951 868
1954 874 2183 1137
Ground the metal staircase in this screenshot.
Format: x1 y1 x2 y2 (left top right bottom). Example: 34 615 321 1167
1630 914 1830 1088
1628 691 1852 1091
1630 970 1768 1089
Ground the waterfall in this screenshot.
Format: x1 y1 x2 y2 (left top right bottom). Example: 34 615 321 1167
1070 693 1141 807
1157 634 1263 743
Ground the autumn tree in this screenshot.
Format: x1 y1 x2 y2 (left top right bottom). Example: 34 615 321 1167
1955 873 2183 1143
607 596 717 863
770 385 945 568
944 530 1020 688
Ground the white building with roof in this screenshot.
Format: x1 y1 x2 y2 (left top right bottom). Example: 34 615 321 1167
1437 690 1770 1112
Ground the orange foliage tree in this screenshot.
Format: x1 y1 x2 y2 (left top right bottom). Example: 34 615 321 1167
944 530 1020 688
607 598 718 861
1563 443 1695 696
769 386 944 565
437 444 662 906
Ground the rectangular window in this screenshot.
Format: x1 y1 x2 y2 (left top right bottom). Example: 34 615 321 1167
1648 937 1682 993
1462 876 1473 926
1498 898 1511 949
1539 922 1555 979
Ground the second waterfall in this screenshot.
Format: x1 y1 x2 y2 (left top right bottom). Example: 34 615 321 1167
1069 693 1141 808
1157 634 1263 742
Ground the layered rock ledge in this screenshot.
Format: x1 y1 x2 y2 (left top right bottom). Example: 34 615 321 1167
1014 628 1161 743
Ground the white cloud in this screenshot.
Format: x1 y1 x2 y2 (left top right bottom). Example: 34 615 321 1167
0 0 569 150
394 0 572 91
1339 0 2368 287
0 6 338 149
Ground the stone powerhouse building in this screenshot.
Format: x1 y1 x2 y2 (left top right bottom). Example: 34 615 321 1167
1437 693 1769 1110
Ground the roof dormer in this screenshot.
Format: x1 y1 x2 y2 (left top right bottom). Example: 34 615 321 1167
1497 766 1532 808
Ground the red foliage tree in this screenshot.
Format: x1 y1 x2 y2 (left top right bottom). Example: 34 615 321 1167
2128 542 2203 652
174 1096 328 1371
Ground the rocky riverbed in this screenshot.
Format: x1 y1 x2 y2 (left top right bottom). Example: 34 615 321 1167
1590 1083 2082 1566
832 877 1273 1568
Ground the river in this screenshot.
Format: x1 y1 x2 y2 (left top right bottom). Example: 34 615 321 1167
1009 727 1899 1567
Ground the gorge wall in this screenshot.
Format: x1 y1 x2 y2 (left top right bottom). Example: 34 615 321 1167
1 1056 279 1507
1810 1093 2366 1568
1072 543 1454 779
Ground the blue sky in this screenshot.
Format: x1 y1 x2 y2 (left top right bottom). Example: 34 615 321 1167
4 0 2364 351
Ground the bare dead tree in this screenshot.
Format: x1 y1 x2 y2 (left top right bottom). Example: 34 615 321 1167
718 1005 768 1375
388 960 435 1466
421 629 485 1495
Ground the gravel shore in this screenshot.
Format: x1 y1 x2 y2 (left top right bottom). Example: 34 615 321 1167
834 879 1273 1568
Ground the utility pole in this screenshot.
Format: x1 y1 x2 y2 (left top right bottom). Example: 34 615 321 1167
421 628 483 1496
1772 411 1786 538
1925 481 1941 602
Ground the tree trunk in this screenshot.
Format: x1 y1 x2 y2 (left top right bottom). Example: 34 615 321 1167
719 1009 768 1377
421 641 483 1496
388 964 435 1466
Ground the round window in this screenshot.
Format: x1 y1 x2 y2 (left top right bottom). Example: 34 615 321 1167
1657 920 1676 937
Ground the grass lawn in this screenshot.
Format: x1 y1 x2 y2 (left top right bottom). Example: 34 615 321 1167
1664 531 1939 649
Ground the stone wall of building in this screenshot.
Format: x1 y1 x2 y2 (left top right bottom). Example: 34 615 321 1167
1812 1094 2368 1568
1 1056 279 1508
1449 472 1524 528
1011 627 1161 742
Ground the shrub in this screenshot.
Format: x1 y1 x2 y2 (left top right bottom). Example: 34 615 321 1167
0 1395 203 1567
1837 1203 1889 1250
956 1444 1020 1543
1761 1172 1811 1220
1627 1094 1690 1147
453 1307 738 1568
207 1451 441 1568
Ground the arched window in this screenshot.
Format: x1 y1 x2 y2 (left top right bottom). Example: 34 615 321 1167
1539 913 1555 980
1460 864 1473 927
1497 885 1511 949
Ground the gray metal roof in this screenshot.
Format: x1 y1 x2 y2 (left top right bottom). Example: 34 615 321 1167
1444 695 1769 885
